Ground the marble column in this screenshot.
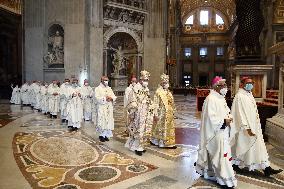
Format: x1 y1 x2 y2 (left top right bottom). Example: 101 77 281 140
143 0 167 89
89 0 104 86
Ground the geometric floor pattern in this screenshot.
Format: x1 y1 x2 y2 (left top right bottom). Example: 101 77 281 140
113 95 200 160
0 96 284 188
13 130 157 189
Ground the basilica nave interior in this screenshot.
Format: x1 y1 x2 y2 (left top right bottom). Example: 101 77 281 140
0 0 284 188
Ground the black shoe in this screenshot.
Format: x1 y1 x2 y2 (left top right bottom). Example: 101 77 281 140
232 164 241 172
72 127 78 131
142 150 146 153
104 136 109 141
161 146 177 149
44 113 47 115
68 126 73 131
135 150 143 156
149 141 156 146
264 166 283 177
99 136 105 142
54 115 57 119
221 186 234 189
61 119 65 123
49 114 52 118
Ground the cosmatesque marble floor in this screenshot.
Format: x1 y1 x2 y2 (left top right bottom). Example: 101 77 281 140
0 96 283 189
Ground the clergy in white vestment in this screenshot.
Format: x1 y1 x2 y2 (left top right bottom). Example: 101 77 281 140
10 84 21 105
125 70 153 156
59 79 71 123
95 76 117 142
20 82 30 105
29 81 38 109
47 80 60 119
123 77 137 133
34 81 42 110
40 83 49 114
66 78 83 131
196 76 237 188
91 89 97 124
231 77 282 177
80 79 93 121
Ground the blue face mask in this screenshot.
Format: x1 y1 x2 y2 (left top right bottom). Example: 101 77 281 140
244 83 253 91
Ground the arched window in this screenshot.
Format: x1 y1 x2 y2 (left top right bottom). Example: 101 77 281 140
216 14 224 25
200 10 209 25
185 15 194 25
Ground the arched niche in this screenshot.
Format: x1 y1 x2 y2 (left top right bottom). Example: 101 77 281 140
105 31 141 91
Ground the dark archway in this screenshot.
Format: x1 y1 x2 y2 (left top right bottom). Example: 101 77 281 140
0 9 22 99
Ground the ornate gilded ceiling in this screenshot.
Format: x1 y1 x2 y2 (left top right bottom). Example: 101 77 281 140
180 0 236 23
0 0 22 15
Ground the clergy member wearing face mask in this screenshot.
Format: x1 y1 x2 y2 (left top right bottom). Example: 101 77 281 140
231 77 282 177
66 78 84 131
94 76 117 142
196 76 237 189
123 77 137 134
80 79 93 121
125 70 152 156
59 79 71 123
47 80 61 119
150 74 177 149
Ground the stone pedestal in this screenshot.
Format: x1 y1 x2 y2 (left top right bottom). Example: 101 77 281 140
231 65 273 100
266 113 284 152
266 42 284 152
266 63 284 152
43 68 65 83
111 74 128 93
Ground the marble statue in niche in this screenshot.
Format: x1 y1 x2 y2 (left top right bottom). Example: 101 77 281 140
48 31 64 64
44 25 64 68
110 46 126 76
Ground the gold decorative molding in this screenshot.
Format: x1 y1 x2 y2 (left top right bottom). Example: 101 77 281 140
269 41 284 55
274 0 284 24
180 0 235 24
0 0 22 15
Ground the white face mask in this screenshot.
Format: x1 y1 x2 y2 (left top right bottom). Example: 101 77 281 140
84 83 89 86
220 87 228 96
142 81 148 87
163 83 169 89
65 82 69 84
104 81 109 86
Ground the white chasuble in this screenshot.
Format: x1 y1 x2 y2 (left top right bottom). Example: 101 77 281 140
80 85 93 120
67 86 84 128
231 88 269 170
47 85 60 115
125 83 153 152
196 90 237 188
94 83 116 134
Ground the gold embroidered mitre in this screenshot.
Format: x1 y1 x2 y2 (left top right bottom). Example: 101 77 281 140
140 70 150 80
160 73 169 83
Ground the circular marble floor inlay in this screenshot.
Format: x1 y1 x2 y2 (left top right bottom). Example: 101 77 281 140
55 184 80 189
126 164 148 173
30 137 98 166
75 166 121 183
